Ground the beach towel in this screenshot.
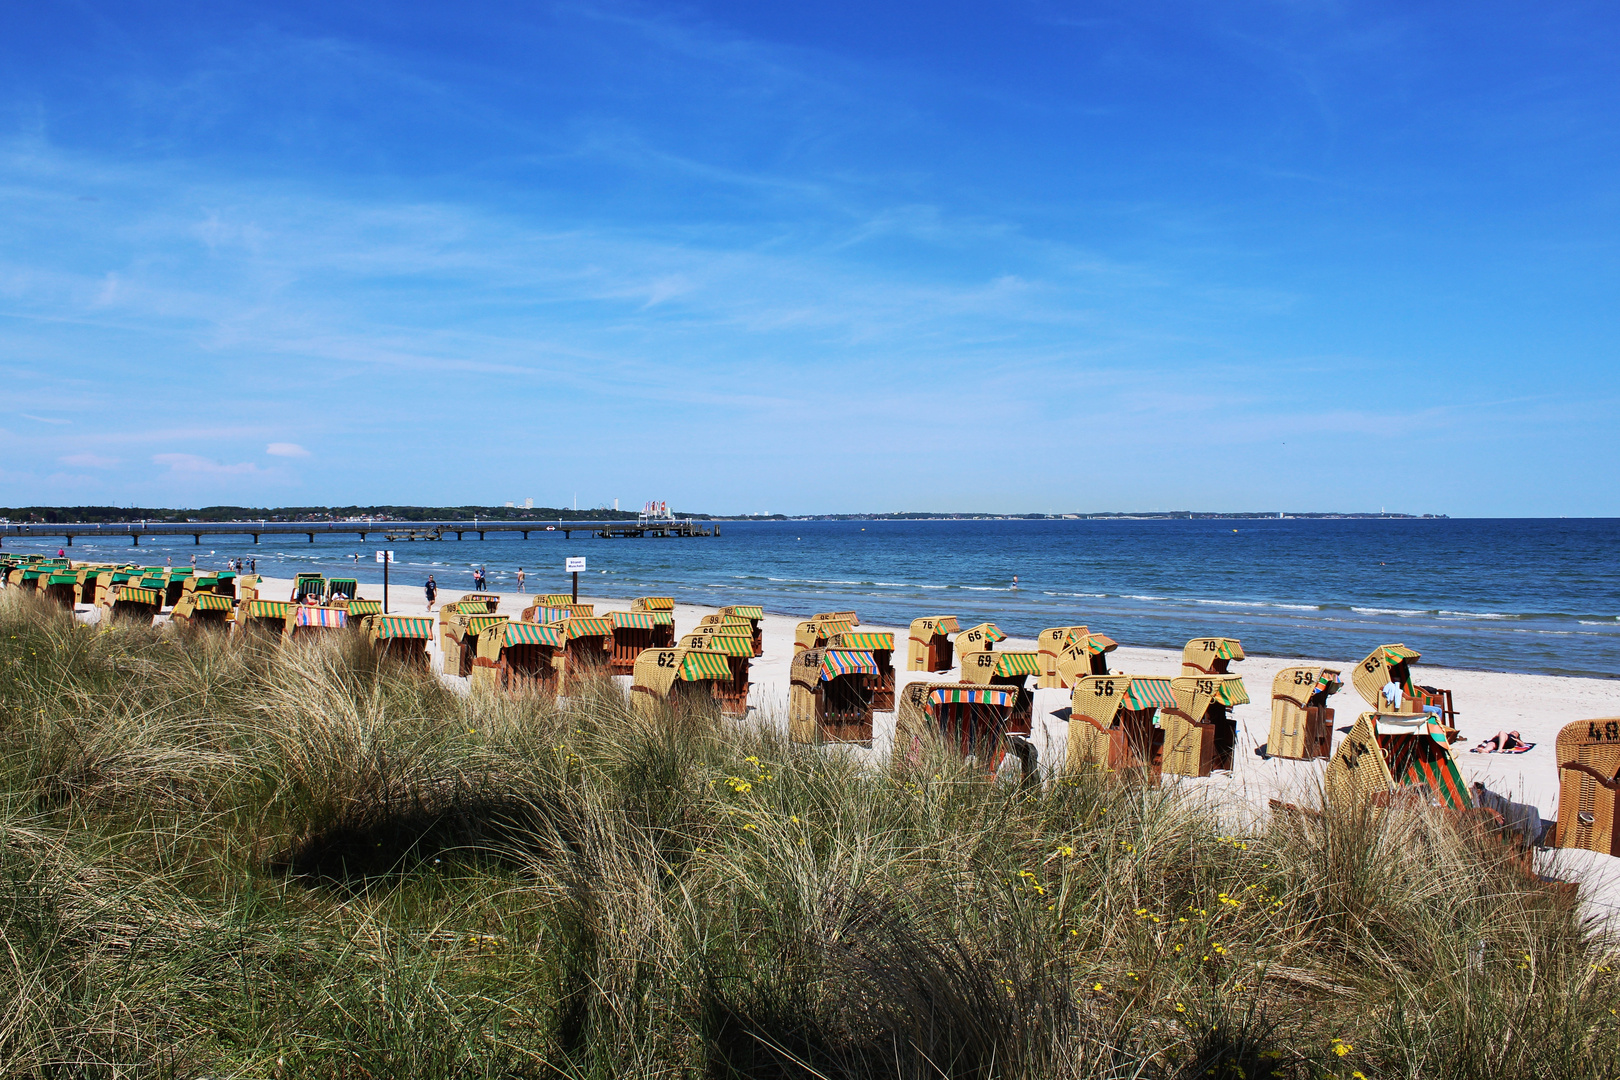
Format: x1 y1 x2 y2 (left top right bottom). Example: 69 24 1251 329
1470 739 1535 754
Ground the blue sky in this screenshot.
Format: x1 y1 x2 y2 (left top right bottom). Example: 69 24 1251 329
0 1 1615 515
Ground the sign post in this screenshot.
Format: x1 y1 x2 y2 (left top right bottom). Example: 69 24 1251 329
565 556 586 603
375 550 395 611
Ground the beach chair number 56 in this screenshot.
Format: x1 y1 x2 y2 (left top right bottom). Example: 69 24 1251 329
1093 680 1116 697
1588 720 1620 742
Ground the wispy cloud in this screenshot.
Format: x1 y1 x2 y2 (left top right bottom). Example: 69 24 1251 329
266 442 309 457
60 452 119 467
152 453 265 476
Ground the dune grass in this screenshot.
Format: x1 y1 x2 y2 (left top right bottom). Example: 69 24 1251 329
0 588 1615 1078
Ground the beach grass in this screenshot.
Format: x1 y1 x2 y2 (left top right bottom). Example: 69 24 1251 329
0 588 1615 1078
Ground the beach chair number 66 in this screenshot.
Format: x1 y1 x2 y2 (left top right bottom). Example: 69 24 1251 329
1093 680 1116 697
1588 720 1620 741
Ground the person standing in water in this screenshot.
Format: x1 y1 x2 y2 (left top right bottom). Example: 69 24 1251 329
516 568 526 592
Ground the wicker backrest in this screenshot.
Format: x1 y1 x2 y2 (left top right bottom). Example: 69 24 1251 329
1054 633 1116 687
1181 637 1244 676
1555 718 1620 855
1038 626 1086 688
955 622 1005 658
1169 674 1249 722
1325 713 1396 807
906 616 959 670
1351 644 1421 709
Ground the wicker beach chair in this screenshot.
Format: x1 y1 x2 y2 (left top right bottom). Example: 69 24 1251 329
793 618 854 654
906 616 960 673
551 616 614 693
958 646 1040 730
106 584 165 624
458 593 503 614
1266 667 1342 761
1181 637 1245 676
827 630 896 710
605 611 662 675
789 647 879 745
472 619 561 692
1325 712 1472 811
365 614 435 668
633 597 679 648
1038 626 1088 688
539 594 574 607
1052 631 1117 688
719 605 765 655
896 681 1024 775
679 630 753 714
630 647 731 718
1553 718 1620 856
169 590 235 629
1160 674 1251 777
292 574 325 603
1352 644 1457 726
286 603 349 642
813 610 859 625
1064 674 1175 778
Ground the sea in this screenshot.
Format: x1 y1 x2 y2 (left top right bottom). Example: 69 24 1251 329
26 518 1620 679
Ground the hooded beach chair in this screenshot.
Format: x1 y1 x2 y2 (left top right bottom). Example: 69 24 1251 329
632 597 678 648
1038 626 1088 688
1064 674 1175 778
828 630 896 710
448 614 506 677
458 593 503 614
954 622 1007 665
241 599 294 637
790 647 879 745
41 571 79 608
719 605 765 655
1160 674 1251 777
168 590 235 629
895 682 1024 775
365 615 434 668
1181 637 1245 676
793 618 854 654
347 599 382 618
1553 718 1620 856
1266 667 1342 761
907 616 960 673
326 577 359 601
679 630 753 714
472 619 562 692
1352 644 1456 726
539 593 574 607
106 584 164 624
1325 712 1472 811
605 611 664 674
553 616 614 693
630 647 732 717
1050 629 1119 689
286 603 349 642
958 646 1041 731
292 574 325 603
523 602 593 623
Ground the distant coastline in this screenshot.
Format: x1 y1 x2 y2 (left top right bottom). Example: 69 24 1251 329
0 504 1448 525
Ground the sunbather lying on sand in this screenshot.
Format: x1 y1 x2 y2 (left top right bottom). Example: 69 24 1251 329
1471 729 1532 754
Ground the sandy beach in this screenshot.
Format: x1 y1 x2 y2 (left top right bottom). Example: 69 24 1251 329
239 575 1620 915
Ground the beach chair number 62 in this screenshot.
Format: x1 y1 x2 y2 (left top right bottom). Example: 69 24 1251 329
656 651 676 668
1093 680 1116 697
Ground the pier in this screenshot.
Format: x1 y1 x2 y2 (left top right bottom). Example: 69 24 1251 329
0 518 716 546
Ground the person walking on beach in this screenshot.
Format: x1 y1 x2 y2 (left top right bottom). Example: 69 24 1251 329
516 568 525 592
425 575 438 611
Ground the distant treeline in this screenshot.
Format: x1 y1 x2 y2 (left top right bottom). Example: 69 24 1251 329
0 505 658 524
794 511 1444 521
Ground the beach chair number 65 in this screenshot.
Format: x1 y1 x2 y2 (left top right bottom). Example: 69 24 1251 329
1093 680 1116 697
1589 721 1620 741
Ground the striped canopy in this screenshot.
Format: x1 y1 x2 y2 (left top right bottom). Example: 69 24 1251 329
820 649 878 680
46 573 77 585
930 686 1015 707
466 614 507 635
506 621 563 647
294 606 347 628
633 596 675 611
347 600 383 616
374 616 434 640
1211 678 1251 707
540 594 574 606
830 631 894 651
608 611 658 629
958 623 1006 646
913 615 961 637
118 586 163 606
1378 644 1421 664
1086 634 1118 655
533 606 572 623
327 578 359 597
649 612 674 625
991 651 1043 678
564 617 613 639
721 605 764 620
681 633 753 656
678 649 734 680
1125 678 1175 710
247 600 293 618
195 593 234 611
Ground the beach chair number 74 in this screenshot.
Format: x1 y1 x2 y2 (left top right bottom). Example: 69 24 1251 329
1589 721 1620 742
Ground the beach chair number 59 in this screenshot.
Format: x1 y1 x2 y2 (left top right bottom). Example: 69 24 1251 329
1294 670 1313 685
1588 721 1620 742
1093 680 1116 697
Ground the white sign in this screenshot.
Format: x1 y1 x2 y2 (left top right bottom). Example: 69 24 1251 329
374 550 396 563
565 556 587 573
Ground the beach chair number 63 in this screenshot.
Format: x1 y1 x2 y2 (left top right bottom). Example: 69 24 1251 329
1589 721 1620 742
1093 680 1116 697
